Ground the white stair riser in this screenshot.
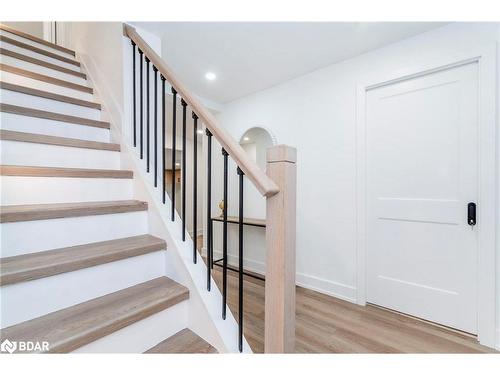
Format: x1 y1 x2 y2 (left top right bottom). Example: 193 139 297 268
0 112 109 142
0 70 94 102
1 211 148 257
0 250 167 328
1 140 120 169
0 54 88 85
0 41 81 72
74 302 188 353
0 30 76 60
0 89 100 120
1 176 133 205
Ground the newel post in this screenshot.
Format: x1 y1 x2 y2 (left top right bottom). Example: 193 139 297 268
265 145 297 353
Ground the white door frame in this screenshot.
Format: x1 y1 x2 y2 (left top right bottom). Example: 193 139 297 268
42 22 66 47
355 43 497 348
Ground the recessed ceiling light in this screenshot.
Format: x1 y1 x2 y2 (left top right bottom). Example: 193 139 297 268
197 129 204 134
205 72 216 81
175 162 180 166
243 136 250 141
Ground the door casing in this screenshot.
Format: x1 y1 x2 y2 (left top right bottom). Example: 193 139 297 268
355 44 497 348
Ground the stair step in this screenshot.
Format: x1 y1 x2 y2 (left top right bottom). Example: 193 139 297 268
0 129 115 151
0 277 189 353
0 34 80 67
145 329 218 353
0 103 109 129
0 200 148 223
0 24 76 57
1 82 100 110
0 115 109 142
0 64 92 93
0 141 120 170
0 165 132 179
1 173 133 206
0 48 86 79
0 235 166 286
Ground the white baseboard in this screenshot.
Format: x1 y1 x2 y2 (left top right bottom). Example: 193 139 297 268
295 273 357 303
76 48 125 146
212 250 357 303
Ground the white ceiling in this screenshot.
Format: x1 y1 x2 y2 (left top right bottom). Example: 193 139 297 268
132 22 448 104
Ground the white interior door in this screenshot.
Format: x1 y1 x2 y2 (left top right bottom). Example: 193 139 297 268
365 62 478 334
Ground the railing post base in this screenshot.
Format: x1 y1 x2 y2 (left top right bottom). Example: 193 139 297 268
264 145 297 353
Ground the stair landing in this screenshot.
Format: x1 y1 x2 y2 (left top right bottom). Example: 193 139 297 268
145 328 217 354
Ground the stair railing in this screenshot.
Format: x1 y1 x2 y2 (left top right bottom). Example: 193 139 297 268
124 24 296 353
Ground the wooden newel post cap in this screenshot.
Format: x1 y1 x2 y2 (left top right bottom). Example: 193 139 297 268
266 145 297 164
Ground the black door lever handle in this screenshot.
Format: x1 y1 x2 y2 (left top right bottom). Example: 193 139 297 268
467 202 476 226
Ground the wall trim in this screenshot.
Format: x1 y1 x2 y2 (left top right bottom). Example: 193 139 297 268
76 53 123 145
212 250 357 303
355 42 498 349
237 125 278 147
296 274 357 303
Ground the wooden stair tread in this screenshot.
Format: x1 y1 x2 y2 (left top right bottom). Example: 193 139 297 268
0 48 86 79
0 81 100 109
0 200 148 223
0 235 166 286
0 103 109 129
0 34 80 67
0 24 76 56
0 129 116 151
0 165 133 179
0 277 189 353
145 329 218 354
0 64 92 93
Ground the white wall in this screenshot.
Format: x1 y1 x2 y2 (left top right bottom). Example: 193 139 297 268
214 22 499 347
62 22 125 136
62 22 161 134
496 24 500 350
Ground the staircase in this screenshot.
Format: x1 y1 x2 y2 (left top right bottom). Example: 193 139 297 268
0 24 216 353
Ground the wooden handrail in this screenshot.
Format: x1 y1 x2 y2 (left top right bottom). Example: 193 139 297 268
123 24 280 198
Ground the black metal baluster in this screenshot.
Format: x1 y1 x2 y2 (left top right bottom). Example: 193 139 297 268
210 218 214 270
131 41 136 147
145 57 150 172
139 49 144 159
206 129 213 290
222 148 228 319
237 166 244 352
153 66 158 187
161 75 166 204
181 99 187 241
171 88 177 221
192 112 198 264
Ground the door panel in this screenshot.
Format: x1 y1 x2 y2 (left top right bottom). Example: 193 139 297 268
365 62 478 333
